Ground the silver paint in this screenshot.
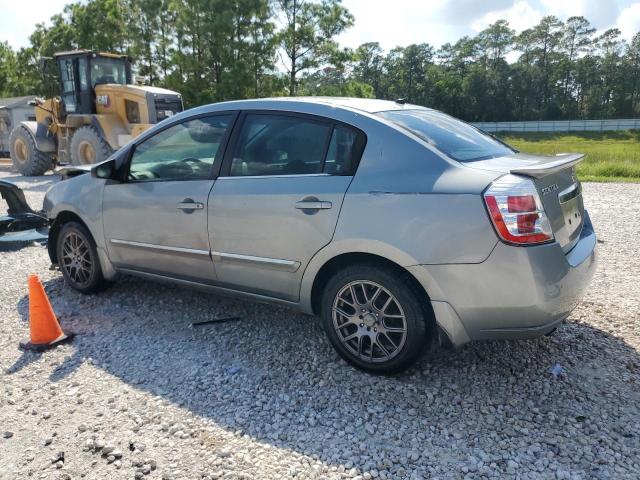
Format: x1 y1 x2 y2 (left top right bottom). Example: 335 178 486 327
43 97 597 348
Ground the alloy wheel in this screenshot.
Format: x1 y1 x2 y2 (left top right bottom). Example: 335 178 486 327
332 280 408 363
61 231 93 287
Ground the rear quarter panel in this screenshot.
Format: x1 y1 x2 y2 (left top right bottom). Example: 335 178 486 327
334 121 500 265
299 120 502 312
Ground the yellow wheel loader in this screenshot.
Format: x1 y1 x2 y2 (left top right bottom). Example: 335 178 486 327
9 50 183 176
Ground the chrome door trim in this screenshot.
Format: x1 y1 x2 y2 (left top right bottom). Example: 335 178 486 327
110 239 210 256
211 251 301 272
216 173 331 180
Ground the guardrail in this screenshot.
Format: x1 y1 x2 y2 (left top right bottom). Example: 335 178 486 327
472 119 640 132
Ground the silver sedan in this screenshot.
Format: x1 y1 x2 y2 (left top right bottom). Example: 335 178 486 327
43 97 597 373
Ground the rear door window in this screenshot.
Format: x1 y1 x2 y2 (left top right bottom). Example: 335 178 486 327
229 114 332 176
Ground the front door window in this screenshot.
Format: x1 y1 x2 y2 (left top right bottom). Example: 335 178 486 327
128 115 232 182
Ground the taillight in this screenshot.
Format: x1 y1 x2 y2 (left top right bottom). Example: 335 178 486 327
483 174 553 245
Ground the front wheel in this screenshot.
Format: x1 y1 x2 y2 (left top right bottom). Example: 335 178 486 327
56 221 112 293
320 264 432 374
9 126 54 176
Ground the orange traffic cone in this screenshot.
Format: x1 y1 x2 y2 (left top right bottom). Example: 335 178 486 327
19 275 74 351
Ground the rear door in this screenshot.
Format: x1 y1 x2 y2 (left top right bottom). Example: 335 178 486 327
102 113 234 281
208 112 366 301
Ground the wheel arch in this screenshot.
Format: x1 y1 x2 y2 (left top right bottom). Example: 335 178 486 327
304 242 442 324
47 211 90 264
309 251 426 311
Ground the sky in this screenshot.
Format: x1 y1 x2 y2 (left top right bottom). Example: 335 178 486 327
1 0 640 53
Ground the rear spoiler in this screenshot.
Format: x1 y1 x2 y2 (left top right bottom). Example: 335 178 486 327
510 153 585 178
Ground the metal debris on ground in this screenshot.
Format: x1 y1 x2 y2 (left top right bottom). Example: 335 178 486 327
190 316 241 327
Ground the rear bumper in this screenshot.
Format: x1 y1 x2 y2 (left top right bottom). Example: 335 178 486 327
412 211 597 346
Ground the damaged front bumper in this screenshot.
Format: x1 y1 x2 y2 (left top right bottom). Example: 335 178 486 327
0 180 50 247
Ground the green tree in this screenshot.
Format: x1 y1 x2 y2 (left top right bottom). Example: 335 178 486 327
276 0 354 95
624 33 640 116
353 42 384 96
0 42 19 97
560 16 595 116
477 19 514 70
125 0 162 83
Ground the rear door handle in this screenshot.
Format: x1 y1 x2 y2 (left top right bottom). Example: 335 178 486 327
295 200 332 210
177 199 204 212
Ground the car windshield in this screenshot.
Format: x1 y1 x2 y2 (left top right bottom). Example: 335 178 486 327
90 57 127 86
377 109 514 162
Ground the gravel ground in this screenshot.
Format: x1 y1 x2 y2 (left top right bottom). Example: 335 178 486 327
1 165 639 480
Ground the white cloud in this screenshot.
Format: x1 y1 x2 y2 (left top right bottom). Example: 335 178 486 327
539 0 620 29
340 0 640 51
617 3 640 41
0 0 68 49
2 0 640 53
337 0 455 51
470 1 543 33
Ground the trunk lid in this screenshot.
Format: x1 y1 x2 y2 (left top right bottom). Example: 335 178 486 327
467 153 585 252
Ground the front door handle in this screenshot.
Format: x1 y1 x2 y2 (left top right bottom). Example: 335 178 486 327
295 200 332 210
177 199 204 213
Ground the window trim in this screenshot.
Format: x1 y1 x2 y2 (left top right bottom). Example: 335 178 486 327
219 110 367 178
122 111 239 184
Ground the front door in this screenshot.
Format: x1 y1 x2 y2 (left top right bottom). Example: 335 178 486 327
102 114 233 281
208 112 366 300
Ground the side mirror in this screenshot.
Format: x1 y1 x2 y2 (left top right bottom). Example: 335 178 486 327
92 159 117 180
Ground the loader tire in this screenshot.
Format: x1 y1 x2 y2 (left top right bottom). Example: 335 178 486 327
70 126 113 166
9 126 54 176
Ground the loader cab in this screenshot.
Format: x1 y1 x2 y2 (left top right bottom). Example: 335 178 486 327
54 50 132 115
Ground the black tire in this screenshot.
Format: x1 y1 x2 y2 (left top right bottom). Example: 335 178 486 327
320 263 433 374
9 126 54 176
56 221 112 294
70 126 113 166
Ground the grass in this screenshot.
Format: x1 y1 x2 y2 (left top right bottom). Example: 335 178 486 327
497 130 640 182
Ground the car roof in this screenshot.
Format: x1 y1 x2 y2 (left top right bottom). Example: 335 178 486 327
203 97 429 114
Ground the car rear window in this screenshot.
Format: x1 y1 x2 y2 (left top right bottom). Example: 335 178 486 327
376 109 514 162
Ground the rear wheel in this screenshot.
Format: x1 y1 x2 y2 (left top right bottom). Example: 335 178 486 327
70 126 113 166
320 264 432 374
9 126 54 176
56 221 112 293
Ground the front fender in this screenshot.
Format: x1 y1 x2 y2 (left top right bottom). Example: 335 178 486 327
44 173 108 255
